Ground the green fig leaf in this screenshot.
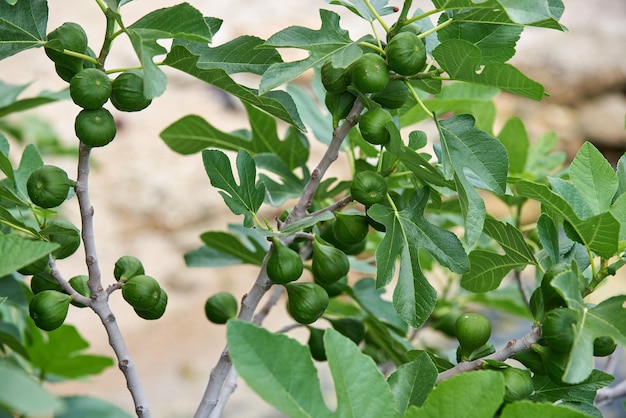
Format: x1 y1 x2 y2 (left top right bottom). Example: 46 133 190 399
0 0 47 59
387 352 438 414
501 400 592 418
0 234 58 277
0 359 60 416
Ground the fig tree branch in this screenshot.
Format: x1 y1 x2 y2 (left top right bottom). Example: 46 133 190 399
75 143 152 418
195 99 365 418
436 326 542 383
48 257 92 307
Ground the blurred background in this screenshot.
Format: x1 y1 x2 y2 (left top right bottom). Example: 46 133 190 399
0 0 624 417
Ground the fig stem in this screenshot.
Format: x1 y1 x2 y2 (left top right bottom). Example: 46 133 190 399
363 0 390 33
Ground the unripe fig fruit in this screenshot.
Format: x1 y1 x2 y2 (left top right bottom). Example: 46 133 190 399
204 291 238 324
330 317 366 344
30 271 62 294
40 219 81 260
308 327 327 361
18 256 50 276
541 307 578 353
502 367 534 402
311 236 350 287
371 79 409 109
113 255 145 282
68 274 91 307
44 22 88 70
319 221 366 256
316 275 348 298
350 53 389 93
359 107 393 145
325 91 357 127
70 69 112 109
29 289 71 331
386 22 422 43
540 263 572 312
74 107 117 147
385 32 427 76
332 212 369 246
532 343 570 384
266 239 304 285
27 165 72 209
110 70 152 112
121 274 161 310
350 171 388 207
286 282 329 325
593 336 617 357
321 60 351 93
135 288 168 320
455 312 491 353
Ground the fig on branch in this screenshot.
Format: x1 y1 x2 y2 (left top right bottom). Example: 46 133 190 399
316 275 348 298
385 32 427 76
329 317 366 344
286 282 329 325
70 68 112 109
74 107 117 147
541 307 578 353
593 336 617 357
325 91 356 127
121 274 161 310
204 291 238 324
308 327 327 361
30 271 62 294
29 289 71 331
350 170 388 207
502 367 534 402
41 219 81 259
44 22 88 81
332 212 369 246
359 107 393 146
266 238 304 285
135 289 168 320
68 274 91 307
311 236 350 287
113 255 145 282
27 165 73 209
321 60 351 93
350 53 389 93
455 312 491 354
371 79 409 109
110 70 152 112
540 263 572 312
18 256 50 276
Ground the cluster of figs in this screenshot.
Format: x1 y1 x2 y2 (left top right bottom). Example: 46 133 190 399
44 22 152 148
27 254 167 332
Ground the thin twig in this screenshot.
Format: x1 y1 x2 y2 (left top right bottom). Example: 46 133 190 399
194 99 366 418
48 257 92 307
75 143 151 418
437 326 542 383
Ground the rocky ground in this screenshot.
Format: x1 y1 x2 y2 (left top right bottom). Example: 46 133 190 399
1 0 625 417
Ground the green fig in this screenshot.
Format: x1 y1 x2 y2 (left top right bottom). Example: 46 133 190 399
308 327 327 361
350 53 389 93
135 289 168 320
350 171 388 207
311 236 350 287
110 70 152 112
321 60 352 93
29 290 71 331
502 367 534 402
329 317 366 344
113 255 145 282
121 274 161 310
371 79 409 109
70 68 112 109
332 212 369 246
359 107 393 146
266 239 304 284
593 336 617 357
30 271 62 294
27 165 72 209
455 312 491 355
541 307 578 353
385 31 427 76
540 263 573 312
286 282 329 325
204 291 238 324
41 219 81 260
68 274 91 307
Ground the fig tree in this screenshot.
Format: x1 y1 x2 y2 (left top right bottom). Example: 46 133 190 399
27 165 72 209
311 236 350 287
350 53 389 93
74 107 117 147
359 107 393 145
121 274 161 310
266 238 304 285
385 32 427 76
455 312 491 354
29 289 71 331
110 70 152 112
286 282 329 325
204 291 238 324
350 171 388 207
70 68 112 109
